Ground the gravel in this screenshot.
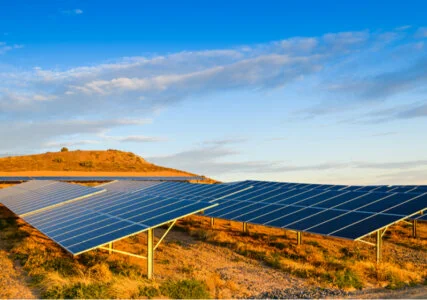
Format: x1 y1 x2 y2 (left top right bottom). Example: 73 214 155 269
250 287 349 299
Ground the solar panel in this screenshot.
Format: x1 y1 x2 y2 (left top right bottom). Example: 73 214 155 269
101 180 163 193
196 180 427 241
0 181 105 216
21 190 216 255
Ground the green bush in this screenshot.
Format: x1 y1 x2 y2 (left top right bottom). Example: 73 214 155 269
138 286 160 298
160 279 210 299
335 269 363 289
107 260 143 277
386 272 407 290
269 241 286 250
43 282 109 299
60 147 69 152
52 157 64 163
265 252 282 269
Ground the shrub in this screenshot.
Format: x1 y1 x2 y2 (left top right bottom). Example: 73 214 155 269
335 269 363 289
265 252 282 269
138 286 160 298
43 282 109 299
79 161 93 168
160 279 210 299
52 157 64 163
60 147 69 152
269 241 286 250
107 260 143 277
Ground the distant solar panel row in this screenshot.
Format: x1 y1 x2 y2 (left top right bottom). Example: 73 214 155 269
125 180 427 240
241 180 427 194
100 180 163 193
0 176 204 182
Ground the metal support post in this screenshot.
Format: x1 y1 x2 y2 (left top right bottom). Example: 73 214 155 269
297 231 302 245
108 242 113 254
147 228 154 279
243 222 248 233
376 230 382 263
210 217 215 227
412 219 417 238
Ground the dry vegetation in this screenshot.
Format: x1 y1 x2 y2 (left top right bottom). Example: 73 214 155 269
0 179 426 299
0 149 194 175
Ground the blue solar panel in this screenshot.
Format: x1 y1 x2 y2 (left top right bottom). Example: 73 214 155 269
302 211 374 235
330 214 402 239
0 181 104 215
283 209 345 231
21 190 217 255
101 180 163 193
198 180 427 240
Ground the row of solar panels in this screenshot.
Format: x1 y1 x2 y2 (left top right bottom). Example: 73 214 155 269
230 180 427 194
0 179 425 256
0 180 215 255
102 180 426 240
0 176 204 182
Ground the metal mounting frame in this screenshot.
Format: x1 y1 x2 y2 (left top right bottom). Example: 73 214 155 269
97 218 179 279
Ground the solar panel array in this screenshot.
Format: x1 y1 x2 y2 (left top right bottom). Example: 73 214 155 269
0 176 203 182
0 180 216 255
0 179 424 256
127 180 427 240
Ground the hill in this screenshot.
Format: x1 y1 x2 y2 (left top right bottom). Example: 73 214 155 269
0 149 196 177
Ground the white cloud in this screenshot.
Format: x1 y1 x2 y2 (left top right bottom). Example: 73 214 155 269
61 9 83 15
149 144 427 176
0 43 23 55
44 140 100 148
415 27 427 38
101 134 166 143
0 118 151 152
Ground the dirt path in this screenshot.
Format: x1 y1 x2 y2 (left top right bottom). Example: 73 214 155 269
349 285 427 299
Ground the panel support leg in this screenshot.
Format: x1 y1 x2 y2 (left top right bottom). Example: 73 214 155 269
147 228 154 279
108 242 113 254
376 230 382 263
297 231 302 245
412 219 418 238
243 222 248 233
210 217 215 228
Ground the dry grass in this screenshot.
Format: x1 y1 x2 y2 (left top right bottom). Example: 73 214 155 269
0 149 194 175
180 215 427 291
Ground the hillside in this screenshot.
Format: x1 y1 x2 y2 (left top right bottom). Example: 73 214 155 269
0 149 195 177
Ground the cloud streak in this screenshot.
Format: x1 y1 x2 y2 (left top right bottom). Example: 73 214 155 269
61 9 83 15
0 42 23 55
149 144 427 176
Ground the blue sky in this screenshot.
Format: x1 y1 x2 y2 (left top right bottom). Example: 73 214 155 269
1 1 427 184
